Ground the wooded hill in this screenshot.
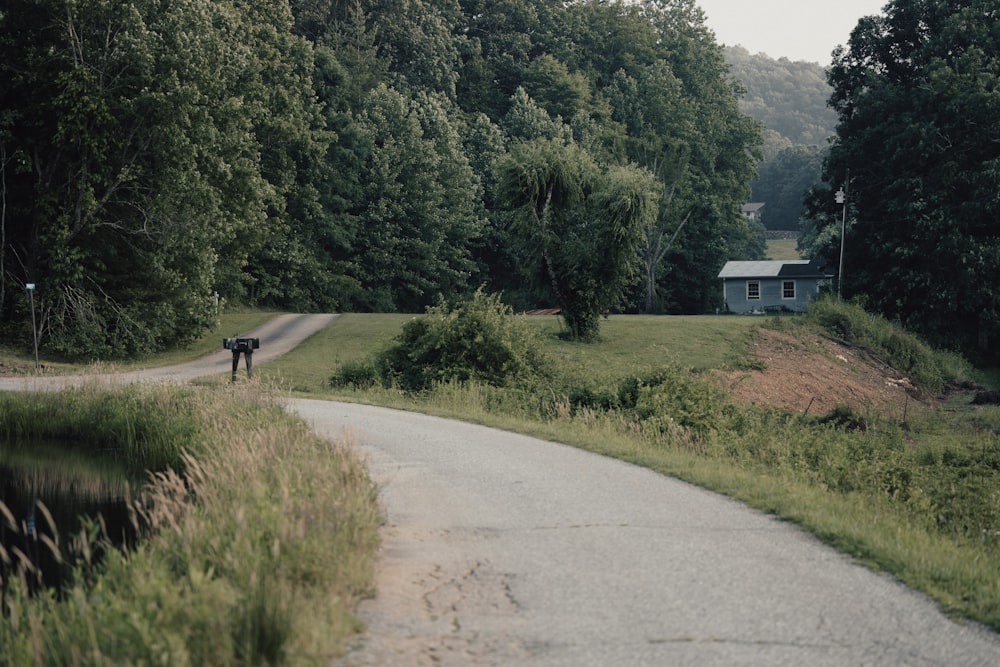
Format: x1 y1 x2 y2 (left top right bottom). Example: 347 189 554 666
723 46 834 232
0 0 764 357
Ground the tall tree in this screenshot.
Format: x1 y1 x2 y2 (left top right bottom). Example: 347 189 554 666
0 0 270 357
226 0 350 311
576 0 764 313
824 0 1000 351
351 84 484 311
367 0 465 97
496 137 658 339
454 0 566 119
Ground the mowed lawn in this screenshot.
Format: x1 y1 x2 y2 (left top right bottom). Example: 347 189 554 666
260 313 764 393
766 238 802 261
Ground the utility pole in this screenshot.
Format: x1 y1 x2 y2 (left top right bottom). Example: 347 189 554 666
835 169 849 297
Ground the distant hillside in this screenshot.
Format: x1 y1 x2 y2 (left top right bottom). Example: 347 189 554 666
724 47 834 231
724 46 837 148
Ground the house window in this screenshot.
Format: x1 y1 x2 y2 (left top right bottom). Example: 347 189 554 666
746 280 760 300
782 280 796 299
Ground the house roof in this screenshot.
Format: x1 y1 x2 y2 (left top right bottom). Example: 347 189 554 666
741 202 765 214
718 260 832 279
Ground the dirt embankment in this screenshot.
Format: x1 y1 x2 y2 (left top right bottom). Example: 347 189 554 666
720 327 924 417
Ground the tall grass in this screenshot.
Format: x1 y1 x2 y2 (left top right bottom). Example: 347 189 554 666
801 296 972 394
0 384 380 666
0 383 201 474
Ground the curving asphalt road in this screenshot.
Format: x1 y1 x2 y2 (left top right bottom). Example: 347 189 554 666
294 400 1000 667
3 313 999 665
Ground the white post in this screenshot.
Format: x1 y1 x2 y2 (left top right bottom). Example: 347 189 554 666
25 283 39 370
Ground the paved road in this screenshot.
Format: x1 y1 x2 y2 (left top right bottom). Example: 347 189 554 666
293 400 1000 667
3 314 999 665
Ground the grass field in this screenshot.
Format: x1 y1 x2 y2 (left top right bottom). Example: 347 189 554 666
258 313 762 392
766 238 802 260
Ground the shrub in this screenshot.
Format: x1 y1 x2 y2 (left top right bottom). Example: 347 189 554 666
330 358 379 390
334 289 548 392
557 367 727 438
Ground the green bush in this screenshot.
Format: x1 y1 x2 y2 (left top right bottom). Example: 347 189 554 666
330 358 379 390
557 367 727 438
332 289 548 392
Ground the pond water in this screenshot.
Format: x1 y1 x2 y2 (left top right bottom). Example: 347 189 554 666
1 443 142 593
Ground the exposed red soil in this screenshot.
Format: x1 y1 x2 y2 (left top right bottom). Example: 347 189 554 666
719 327 924 417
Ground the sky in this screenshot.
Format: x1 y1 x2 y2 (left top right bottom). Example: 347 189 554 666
696 0 888 65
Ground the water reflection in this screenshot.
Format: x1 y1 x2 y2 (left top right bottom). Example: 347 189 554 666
1 443 141 594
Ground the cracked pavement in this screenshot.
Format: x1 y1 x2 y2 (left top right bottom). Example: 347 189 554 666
293 400 1000 667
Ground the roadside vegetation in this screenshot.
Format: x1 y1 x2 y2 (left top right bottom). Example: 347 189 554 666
2 295 997 661
314 295 998 631
0 384 380 666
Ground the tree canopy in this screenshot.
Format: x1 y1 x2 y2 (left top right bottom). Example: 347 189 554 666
1 0 763 357
820 0 1000 352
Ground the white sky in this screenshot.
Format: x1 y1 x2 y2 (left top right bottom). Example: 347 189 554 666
696 0 888 65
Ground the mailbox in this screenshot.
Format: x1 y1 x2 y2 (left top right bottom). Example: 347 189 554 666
224 337 260 380
223 337 260 352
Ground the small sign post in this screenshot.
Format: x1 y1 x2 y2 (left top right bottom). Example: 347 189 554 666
25 283 39 371
223 337 260 381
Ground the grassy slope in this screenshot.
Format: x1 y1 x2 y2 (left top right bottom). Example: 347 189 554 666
766 238 802 260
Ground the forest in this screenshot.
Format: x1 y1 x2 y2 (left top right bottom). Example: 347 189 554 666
2 0 998 357
0 0 764 356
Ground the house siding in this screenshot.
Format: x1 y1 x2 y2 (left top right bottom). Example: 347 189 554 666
723 277 821 313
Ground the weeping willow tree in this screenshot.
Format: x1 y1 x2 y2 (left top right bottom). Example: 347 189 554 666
496 137 659 340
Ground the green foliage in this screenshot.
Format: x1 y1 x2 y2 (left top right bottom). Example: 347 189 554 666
350 84 485 311
496 137 659 338
0 0 280 358
823 0 1000 353
804 296 971 394
332 290 548 391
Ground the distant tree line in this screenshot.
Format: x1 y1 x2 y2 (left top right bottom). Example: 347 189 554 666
0 0 764 356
